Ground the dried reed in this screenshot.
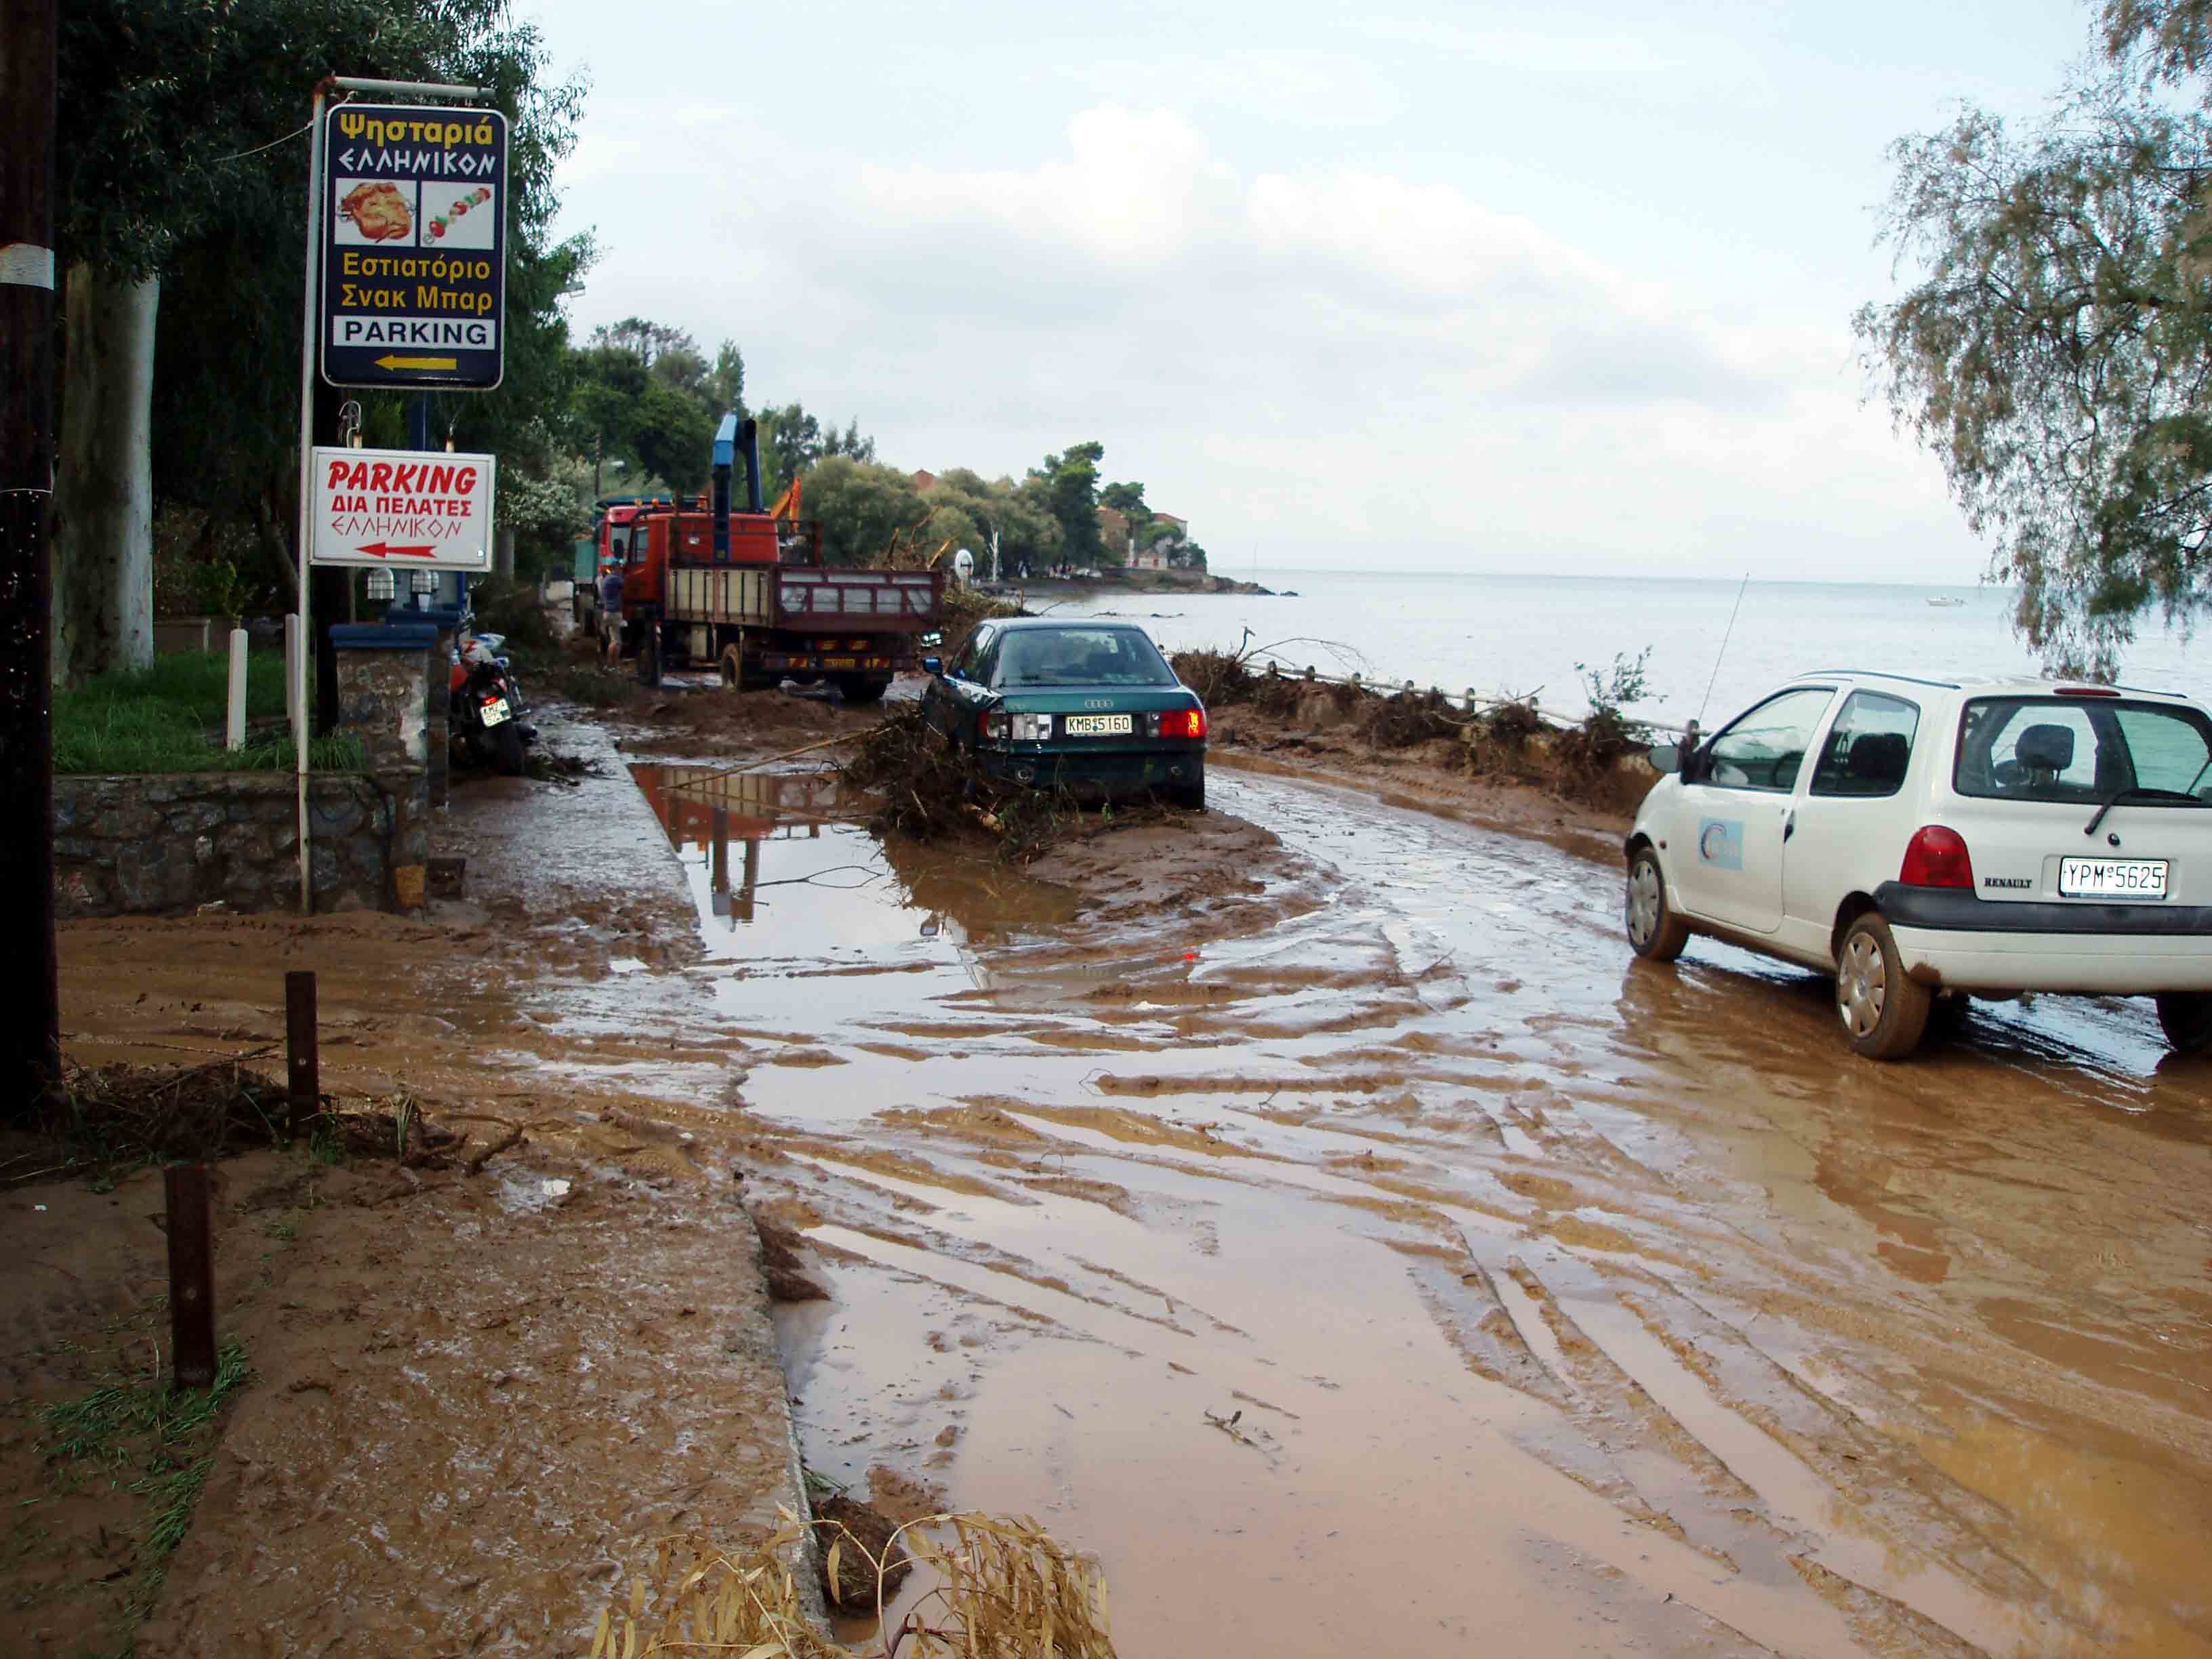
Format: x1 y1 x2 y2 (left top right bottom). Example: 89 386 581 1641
592 1508 1114 1659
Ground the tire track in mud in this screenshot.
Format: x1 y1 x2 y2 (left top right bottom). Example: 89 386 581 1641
506 760 2211 1656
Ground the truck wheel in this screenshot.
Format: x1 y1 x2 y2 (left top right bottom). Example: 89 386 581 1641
837 674 890 705
2154 991 2212 1054
719 644 747 690
636 628 661 688
1625 845 1689 962
1835 913 1932 1061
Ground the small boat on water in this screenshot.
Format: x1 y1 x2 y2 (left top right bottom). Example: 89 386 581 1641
1926 596 1967 608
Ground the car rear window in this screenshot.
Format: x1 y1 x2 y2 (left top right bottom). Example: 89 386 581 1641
1953 696 2212 804
993 628 1176 689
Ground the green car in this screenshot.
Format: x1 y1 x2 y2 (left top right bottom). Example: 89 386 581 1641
921 618 1209 809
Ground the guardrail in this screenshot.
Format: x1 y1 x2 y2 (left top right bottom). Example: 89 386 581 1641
1224 652 1699 741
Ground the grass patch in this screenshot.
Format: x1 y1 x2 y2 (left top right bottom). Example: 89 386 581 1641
54 651 360 775
39 1339 251 1631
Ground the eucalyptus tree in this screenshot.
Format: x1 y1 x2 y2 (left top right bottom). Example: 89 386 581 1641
1858 0 2212 675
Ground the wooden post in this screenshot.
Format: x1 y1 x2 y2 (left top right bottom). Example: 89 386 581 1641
165 1165 216 1389
285 970 319 1136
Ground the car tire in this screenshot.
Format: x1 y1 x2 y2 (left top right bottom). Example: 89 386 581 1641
1168 767 1206 811
1625 846 1689 962
1835 913 1932 1061
2154 991 2212 1054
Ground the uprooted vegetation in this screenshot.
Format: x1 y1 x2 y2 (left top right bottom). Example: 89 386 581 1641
1172 645 1660 812
593 1511 1113 1658
3 1054 478 1187
839 699 1182 861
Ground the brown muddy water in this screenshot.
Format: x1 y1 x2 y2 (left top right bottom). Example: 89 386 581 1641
611 759 2210 1658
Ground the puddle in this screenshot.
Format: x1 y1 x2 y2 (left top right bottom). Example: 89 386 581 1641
628 763 1082 954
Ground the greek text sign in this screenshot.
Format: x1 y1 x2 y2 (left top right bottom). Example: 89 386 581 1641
308 446 497 569
321 104 507 390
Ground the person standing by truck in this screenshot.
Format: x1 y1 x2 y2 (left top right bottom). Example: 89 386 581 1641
599 563 626 666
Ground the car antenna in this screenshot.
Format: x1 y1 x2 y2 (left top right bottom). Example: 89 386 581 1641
1698 573 1751 727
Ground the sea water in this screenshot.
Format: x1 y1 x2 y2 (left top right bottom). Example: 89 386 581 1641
1052 572 2212 729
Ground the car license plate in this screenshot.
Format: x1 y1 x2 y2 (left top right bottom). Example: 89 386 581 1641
1065 714 1132 736
480 697 512 728
2059 856 2167 898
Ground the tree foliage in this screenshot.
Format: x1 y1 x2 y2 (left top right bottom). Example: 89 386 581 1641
756 403 876 494
1857 0 2212 674
58 0 591 606
1031 442 1107 567
802 457 928 566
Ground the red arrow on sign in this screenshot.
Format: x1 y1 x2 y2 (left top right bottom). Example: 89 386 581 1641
353 541 436 560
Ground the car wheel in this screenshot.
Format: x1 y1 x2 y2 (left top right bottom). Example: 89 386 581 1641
2154 991 2212 1054
1625 846 1689 962
1168 766 1205 811
1835 913 1933 1061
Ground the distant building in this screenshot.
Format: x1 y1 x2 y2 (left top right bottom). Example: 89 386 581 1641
1125 510 1188 571
912 469 939 493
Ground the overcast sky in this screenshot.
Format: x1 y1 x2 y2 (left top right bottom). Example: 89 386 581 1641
518 0 2095 579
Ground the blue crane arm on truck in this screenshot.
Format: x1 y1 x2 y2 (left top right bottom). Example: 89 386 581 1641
598 415 946 703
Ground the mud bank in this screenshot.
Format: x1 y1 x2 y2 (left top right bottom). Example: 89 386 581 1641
21 709 818 1657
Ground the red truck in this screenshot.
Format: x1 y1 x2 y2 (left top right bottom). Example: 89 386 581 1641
596 416 944 702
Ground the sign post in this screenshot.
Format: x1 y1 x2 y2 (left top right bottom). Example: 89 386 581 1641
292 77 498 914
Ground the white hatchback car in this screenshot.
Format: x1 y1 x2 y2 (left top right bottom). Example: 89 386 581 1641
1625 670 2212 1059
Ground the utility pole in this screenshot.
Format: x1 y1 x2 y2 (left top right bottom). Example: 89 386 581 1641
0 0 61 1120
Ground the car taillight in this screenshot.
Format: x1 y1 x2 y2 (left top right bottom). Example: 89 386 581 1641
2053 686 2121 697
977 710 1009 745
1153 708 1206 740
1900 825 1973 888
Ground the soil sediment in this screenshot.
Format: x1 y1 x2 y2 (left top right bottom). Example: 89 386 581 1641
20 669 2212 1658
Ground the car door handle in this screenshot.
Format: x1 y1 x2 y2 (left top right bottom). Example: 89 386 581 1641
1782 810 1795 843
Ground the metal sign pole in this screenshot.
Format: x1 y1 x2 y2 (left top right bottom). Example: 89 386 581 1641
292 82 328 914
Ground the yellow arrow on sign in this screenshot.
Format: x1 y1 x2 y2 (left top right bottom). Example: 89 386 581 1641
373 354 459 371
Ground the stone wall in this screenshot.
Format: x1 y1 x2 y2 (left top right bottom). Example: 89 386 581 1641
54 770 428 918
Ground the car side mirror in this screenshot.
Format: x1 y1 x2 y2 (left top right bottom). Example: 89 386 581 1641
1646 743 1681 775
922 656 943 676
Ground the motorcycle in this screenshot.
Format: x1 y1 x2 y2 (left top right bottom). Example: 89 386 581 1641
449 630 535 775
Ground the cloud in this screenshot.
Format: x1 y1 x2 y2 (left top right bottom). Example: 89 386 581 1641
564 102 1971 577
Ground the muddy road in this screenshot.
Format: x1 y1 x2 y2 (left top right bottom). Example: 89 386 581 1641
513 745 2202 1659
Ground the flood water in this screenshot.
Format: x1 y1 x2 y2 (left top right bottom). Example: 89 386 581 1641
1052 571 2212 727
619 758 2212 1657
